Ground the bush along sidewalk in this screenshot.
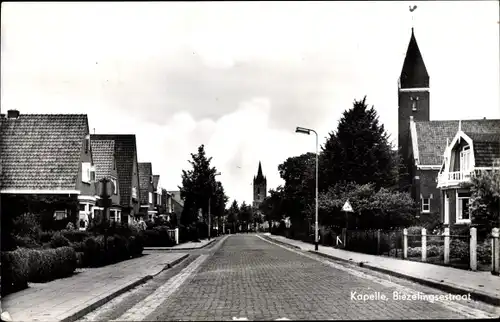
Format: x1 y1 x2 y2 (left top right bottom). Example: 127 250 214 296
1 246 77 296
1 220 145 296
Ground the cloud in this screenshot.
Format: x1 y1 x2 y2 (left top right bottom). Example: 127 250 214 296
1 1 499 206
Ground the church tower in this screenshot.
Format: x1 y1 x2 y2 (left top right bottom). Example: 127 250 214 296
398 27 430 191
252 161 267 209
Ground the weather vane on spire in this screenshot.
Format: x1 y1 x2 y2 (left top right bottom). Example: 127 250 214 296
409 5 418 29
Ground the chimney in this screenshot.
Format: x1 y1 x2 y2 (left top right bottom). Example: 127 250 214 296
7 109 20 119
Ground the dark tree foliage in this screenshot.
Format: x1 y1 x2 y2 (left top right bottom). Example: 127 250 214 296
321 96 395 190
178 144 228 226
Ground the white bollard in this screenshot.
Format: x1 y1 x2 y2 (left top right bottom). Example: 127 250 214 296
403 228 408 259
421 228 427 262
470 227 477 271
492 228 500 275
444 227 450 265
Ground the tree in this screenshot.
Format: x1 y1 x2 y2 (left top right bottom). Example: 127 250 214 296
259 186 285 224
278 153 316 231
179 144 228 226
469 160 500 237
318 183 417 230
321 96 395 190
226 200 240 232
238 202 253 230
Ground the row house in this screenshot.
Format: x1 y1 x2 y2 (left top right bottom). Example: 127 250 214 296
91 134 141 225
0 110 97 230
88 139 121 230
167 190 184 224
138 162 155 220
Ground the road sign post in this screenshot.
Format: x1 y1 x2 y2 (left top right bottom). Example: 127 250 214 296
342 199 354 247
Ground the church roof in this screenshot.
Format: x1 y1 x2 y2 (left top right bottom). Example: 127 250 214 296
254 161 266 184
400 28 429 88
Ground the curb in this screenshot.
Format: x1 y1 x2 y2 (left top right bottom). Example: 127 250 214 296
308 250 500 307
260 235 301 250
144 238 218 251
59 254 190 322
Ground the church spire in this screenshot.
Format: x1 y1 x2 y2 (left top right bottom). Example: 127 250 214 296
257 161 263 179
399 20 429 89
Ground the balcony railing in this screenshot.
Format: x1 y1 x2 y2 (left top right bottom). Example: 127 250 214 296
437 170 473 187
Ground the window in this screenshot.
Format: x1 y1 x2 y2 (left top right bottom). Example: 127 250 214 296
90 166 96 182
148 192 153 204
85 135 90 154
410 96 419 111
460 146 471 173
82 162 91 183
457 192 471 223
54 210 67 220
109 210 121 223
421 198 430 213
111 178 118 194
79 204 86 211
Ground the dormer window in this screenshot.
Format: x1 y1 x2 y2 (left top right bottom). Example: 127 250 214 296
85 135 90 154
82 162 91 183
410 96 419 111
460 145 471 173
111 178 118 195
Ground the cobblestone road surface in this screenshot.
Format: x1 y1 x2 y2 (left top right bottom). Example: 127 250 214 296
81 234 499 321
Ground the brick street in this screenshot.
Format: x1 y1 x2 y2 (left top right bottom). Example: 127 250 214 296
79 235 499 321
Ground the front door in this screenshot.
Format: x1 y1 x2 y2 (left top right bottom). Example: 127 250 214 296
444 192 449 225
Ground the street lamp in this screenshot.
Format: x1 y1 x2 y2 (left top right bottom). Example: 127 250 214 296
208 172 222 240
295 126 319 251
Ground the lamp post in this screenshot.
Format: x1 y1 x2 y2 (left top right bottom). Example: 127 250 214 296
295 126 319 251
208 172 222 240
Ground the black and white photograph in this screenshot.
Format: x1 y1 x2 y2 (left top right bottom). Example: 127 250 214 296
1 1 499 321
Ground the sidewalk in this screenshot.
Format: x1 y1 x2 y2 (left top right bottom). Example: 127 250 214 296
144 237 217 250
1 252 188 322
262 234 500 306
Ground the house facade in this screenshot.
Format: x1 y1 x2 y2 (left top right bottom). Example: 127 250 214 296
397 28 500 224
89 139 122 230
138 162 155 220
167 190 184 224
437 129 500 226
90 134 141 225
0 110 97 231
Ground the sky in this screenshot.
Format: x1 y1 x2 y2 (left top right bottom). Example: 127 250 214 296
2 1 499 206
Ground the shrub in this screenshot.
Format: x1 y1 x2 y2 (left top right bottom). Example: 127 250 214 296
450 239 469 262
1 247 77 296
61 230 91 243
29 247 77 282
13 235 41 249
39 231 54 243
407 226 424 235
407 247 421 257
50 232 70 248
65 222 76 230
450 226 470 237
477 240 492 264
427 245 444 257
1 249 30 296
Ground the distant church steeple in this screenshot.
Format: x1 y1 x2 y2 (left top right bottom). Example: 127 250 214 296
253 161 267 209
398 25 431 192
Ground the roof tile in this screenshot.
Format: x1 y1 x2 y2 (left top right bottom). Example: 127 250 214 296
0 114 89 190
414 119 500 165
